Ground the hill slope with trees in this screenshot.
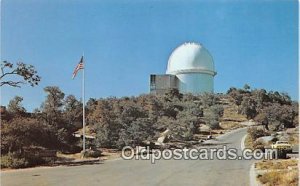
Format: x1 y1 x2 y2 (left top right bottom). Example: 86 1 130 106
2 85 298 165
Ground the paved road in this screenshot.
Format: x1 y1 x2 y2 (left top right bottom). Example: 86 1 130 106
1 128 254 186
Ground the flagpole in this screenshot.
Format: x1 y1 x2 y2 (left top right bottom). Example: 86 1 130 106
82 53 86 153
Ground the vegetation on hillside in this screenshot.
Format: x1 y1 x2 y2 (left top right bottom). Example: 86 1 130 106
2 85 298 153
1 62 298 168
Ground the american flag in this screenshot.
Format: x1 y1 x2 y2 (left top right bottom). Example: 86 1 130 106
72 56 84 79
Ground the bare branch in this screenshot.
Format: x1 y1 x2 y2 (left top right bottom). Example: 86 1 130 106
0 61 41 88
0 70 18 79
0 81 25 88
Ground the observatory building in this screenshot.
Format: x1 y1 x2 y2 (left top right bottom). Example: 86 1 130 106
150 42 217 94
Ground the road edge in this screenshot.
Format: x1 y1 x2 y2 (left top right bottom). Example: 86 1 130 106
241 133 260 186
249 163 260 186
241 134 247 151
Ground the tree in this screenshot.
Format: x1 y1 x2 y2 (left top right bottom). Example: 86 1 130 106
0 61 41 87
7 96 26 116
145 96 164 119
247 127 269 141
41 86 65 122
39 86 76 150
88 99 121 148
163 88 183 102
64 95 82 127
239 96 257 119
1 118 48 153
162 102 182 119
204 105 224 129
174 102 202 140
117 118 155 148
267 91 292 105
255 112 269 130
260 103 297 131
201 93 217 108
243 84 251 91
251 89 268 110
86 98 97 115
227 88 243 106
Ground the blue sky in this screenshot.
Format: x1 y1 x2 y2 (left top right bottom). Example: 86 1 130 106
1 0 298 111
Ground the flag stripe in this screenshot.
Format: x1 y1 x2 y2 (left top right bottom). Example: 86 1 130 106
72 56 84 79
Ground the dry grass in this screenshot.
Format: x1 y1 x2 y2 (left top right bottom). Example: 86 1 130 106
222 104 247 122
256 159 298 170
257 170 299 186
211 103 247 133
100 149 121 161
220 121 241 130
244 134 254 149
288 133 299 145
219 104 246 131
57 152 82 160
256 159 299 186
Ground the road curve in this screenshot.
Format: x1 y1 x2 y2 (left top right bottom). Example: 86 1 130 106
1 128 254 186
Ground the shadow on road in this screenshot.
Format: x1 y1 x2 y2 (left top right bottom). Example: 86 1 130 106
54 160 103 167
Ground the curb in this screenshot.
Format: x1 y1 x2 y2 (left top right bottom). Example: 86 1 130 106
241 130 261 186
250 163 260 186
241 134 247 151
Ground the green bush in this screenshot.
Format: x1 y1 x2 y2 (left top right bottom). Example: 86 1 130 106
1 154 29 168
26 155 49 166
1 152 56 168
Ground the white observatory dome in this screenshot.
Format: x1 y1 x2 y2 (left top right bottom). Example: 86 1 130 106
165 42 217 94
166 42 216 76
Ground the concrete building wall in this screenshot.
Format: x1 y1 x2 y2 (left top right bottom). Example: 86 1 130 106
150 74 178 94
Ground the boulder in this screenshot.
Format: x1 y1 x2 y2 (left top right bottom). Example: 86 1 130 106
256 136 275 144
157 128 171 143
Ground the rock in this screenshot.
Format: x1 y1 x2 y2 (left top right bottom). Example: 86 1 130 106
256 136 275 144
207 135 213 139
278 136 289 141
160 128 171 136
157 128 171 143
157 136 166 143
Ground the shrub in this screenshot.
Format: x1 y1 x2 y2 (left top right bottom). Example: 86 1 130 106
1 154 29 168
253 141 265 151
258 170 298 186
238 97 257 119
258 171 280 185
83 149 102 158
247 127 269 141
204 105 224 129
26 156 50 166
